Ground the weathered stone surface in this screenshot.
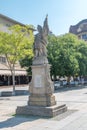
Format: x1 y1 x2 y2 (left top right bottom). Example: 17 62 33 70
16 104 67 117
28 94 56 106
29 64 54 95
33 56 48 65
28 64 56 107
16 64 67 117
16 16 67 117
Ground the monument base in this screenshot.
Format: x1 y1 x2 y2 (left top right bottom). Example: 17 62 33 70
28 94 56 106
16 104 67 117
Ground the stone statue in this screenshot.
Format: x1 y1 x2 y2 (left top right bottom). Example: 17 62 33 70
34 15 49 58
16 16 67 117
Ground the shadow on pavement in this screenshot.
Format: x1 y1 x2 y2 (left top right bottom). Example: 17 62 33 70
0 115 45 129
0 90 29 97
54 85 87 93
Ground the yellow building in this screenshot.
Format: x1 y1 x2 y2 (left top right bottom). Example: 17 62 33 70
0 14 31 86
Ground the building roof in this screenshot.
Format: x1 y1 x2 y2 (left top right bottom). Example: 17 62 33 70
0 14 24 26
0 14 35 31
69 19 87 34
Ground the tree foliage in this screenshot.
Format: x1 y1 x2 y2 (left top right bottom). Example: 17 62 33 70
0 24 34 94
20 56 33 75
75 40 87 76
47 33 87 79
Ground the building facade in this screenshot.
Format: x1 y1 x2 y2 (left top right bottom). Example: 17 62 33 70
69 19 87 41
0 14 32 86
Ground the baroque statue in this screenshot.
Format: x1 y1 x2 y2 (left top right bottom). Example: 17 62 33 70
34 15 49 58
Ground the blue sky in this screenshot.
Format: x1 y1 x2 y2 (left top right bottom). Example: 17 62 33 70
0 0 87 35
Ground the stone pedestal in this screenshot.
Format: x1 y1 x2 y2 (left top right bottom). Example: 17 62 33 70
16 16 67 117
16 104 67 117
28 64 56 107
16 63 67 117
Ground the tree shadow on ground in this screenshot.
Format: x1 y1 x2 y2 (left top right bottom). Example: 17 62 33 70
0 115 48 129
54 85 87 93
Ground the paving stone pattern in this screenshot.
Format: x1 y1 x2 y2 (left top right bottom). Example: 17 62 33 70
0 85 87 130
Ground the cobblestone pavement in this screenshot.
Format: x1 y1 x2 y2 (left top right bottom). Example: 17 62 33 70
0 85 87 130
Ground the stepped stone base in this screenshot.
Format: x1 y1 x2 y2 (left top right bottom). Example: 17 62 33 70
16 63 67 117
28 94 56 107
16 104 67 117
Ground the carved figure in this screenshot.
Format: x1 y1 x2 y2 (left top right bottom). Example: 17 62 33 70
34 15 49 57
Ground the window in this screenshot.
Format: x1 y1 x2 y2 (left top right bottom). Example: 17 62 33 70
82 34 87 41
6 24 11 27
0 56 6 63
78 35 81 39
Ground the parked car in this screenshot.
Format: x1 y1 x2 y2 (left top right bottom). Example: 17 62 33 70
62 80 67 86
0 81 4 86
54 81 62 90
84 81 87 84
70 80 75 86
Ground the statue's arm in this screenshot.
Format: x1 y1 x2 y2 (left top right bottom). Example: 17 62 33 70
43 15 49 36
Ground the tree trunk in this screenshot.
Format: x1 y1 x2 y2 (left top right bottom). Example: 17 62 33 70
67 76 71 86
11 67 16 96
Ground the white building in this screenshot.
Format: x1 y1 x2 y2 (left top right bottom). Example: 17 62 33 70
0 14 32 86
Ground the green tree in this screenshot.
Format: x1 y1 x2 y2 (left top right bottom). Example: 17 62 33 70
20 56 33 75
47 33 80 81
0 24 34 95
75 40 87 76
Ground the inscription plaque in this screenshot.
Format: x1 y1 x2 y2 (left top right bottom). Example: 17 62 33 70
34 75 42 88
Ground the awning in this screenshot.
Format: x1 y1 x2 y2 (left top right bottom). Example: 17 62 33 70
0 69 27 76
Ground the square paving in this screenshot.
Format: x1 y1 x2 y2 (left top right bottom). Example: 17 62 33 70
0 85 87 130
